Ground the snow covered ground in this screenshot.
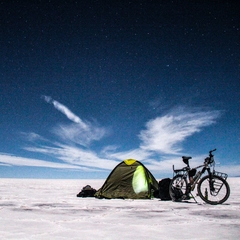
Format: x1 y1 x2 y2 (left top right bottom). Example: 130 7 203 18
0 178 239 240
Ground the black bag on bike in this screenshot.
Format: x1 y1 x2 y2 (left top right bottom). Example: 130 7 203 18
159 178 172 200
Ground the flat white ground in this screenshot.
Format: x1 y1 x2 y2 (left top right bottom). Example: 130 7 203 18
0 178 239 240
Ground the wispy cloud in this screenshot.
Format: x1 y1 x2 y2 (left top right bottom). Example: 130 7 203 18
24 143 118 170
0 153 86 170
139 108 221 154
53 122 107 147
42 96 108 147
1 97 228 175
20 132 48 143
217 165 240 177
105 148 153 162
22 104 221 171
42 95 87 127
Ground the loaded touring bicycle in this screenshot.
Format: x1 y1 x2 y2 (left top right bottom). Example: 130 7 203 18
169 149 230 205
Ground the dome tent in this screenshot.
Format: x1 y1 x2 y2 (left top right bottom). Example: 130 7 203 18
95 159 159 199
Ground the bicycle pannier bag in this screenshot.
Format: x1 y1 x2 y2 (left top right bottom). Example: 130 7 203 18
159 178 172 200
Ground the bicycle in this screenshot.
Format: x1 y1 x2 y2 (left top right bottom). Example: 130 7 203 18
169 149 230 205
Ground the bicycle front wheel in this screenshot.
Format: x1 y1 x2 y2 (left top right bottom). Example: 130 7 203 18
169 175 187 201
197 175 230 205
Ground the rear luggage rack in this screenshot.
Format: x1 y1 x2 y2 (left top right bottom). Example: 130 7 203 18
172 165 188 177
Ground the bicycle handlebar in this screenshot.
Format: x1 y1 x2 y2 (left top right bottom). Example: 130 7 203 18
203 149 217 165
209 148 216 157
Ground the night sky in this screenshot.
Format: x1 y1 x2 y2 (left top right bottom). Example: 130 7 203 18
0 1 239 179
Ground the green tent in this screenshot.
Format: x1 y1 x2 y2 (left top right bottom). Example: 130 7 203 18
95 159 159 199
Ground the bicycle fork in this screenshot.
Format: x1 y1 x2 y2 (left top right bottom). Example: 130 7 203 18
207 169 216 192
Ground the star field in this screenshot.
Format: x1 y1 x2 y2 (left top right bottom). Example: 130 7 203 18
0 1 239 178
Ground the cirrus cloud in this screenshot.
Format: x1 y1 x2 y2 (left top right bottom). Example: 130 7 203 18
42 95 109 147
1 97 226 176
139 109 221 154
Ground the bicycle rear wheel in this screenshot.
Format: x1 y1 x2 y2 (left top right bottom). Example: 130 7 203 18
197 175 230 204
169 175 187 201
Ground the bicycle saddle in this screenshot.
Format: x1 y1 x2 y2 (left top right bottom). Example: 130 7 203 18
182 156 192 165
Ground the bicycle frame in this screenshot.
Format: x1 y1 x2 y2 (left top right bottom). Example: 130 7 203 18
190 163 213 191
172 164 204 192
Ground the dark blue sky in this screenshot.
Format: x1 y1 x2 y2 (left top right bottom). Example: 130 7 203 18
0 1 239 178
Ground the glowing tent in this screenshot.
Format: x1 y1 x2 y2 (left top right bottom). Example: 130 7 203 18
95 159 159 199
